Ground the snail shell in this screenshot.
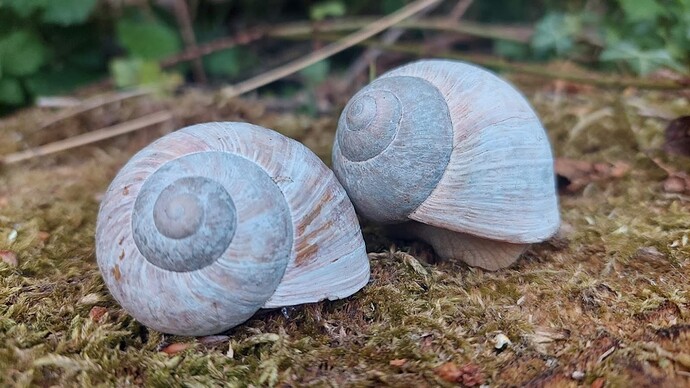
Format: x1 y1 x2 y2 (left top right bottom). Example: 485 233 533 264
96 122 370 336
332 59 560 271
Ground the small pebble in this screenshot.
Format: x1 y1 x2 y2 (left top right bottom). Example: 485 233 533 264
7 229 17 243
494 333 512 350
161 342 194 355
571 370 585 380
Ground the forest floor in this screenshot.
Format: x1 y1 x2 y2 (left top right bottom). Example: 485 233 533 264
0 69 689 387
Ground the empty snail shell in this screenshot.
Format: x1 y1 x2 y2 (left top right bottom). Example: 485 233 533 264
96 122 370 336
332 59 560 271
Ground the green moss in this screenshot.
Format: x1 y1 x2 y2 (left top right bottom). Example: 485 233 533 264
0 85 689 386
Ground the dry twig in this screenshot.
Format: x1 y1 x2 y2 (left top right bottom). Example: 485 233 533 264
219 0 442 99
2 111 173 165
343 0 457 83
39 90 151 129
172 0 207 83
287 36 690 90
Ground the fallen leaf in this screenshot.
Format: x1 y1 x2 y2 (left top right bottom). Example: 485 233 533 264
89 306 107 322
435 362 484 386
389 359 407 367
591 377 606 388
663 173 690 193
632 247 666 262
555 158 631 194
161 342 194 355
37 231 50 242
663 116 690 157
0 250 18 267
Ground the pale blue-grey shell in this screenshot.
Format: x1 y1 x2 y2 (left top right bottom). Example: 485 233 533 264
332 59 560 246
333 75 453 224
96 122 370 336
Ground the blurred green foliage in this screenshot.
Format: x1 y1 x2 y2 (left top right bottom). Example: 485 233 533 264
0 0 688 113
520 0 690 75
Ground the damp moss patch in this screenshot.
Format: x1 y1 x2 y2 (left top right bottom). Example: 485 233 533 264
0 85 689 387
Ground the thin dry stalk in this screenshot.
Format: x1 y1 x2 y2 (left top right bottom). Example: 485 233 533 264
172 0 207 83
343 0 453 83
284 35 690 90
39 90 151 129
2 111 173 165
220 0 442 99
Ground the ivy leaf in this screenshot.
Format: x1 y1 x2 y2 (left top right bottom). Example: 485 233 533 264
2 0 47 18
0 77 24 105
116 20 181 60
0 30 47 77
600 41 685 75
617 0 666 23
493 40 529 60
382 0 406 13
110 58 182 95
203 48 257 78
25 67 101 96
41 0 97 25
309 1 346 21
531 12 581 57
299 60 330 85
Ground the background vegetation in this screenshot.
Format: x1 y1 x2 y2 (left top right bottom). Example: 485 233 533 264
0 0 688 114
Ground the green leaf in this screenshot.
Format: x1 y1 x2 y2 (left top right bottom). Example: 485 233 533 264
203 48 257 78
0 77 24 105
111 58 146 88
600 41 685 75
0 30 47 77
299 60 330 85
493 40 529 60
309 1 346 21
531 12 581 57
116 19 181 60
382 0 406 13
41 0 97 25
617 0 666 23
2 0 47 18
109 58 182 95
25 67 101 96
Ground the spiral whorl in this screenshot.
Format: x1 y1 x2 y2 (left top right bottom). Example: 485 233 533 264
333 75 453 224
132 157 239 272
338 90 401 162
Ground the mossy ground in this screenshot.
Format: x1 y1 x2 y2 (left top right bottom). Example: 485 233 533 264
0 76 689 387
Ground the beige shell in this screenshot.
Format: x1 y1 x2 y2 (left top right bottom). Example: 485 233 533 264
96 122 370 336
332 59 560 270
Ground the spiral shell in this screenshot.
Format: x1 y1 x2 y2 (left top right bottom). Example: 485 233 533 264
332 59 560 270
96 122 370 336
